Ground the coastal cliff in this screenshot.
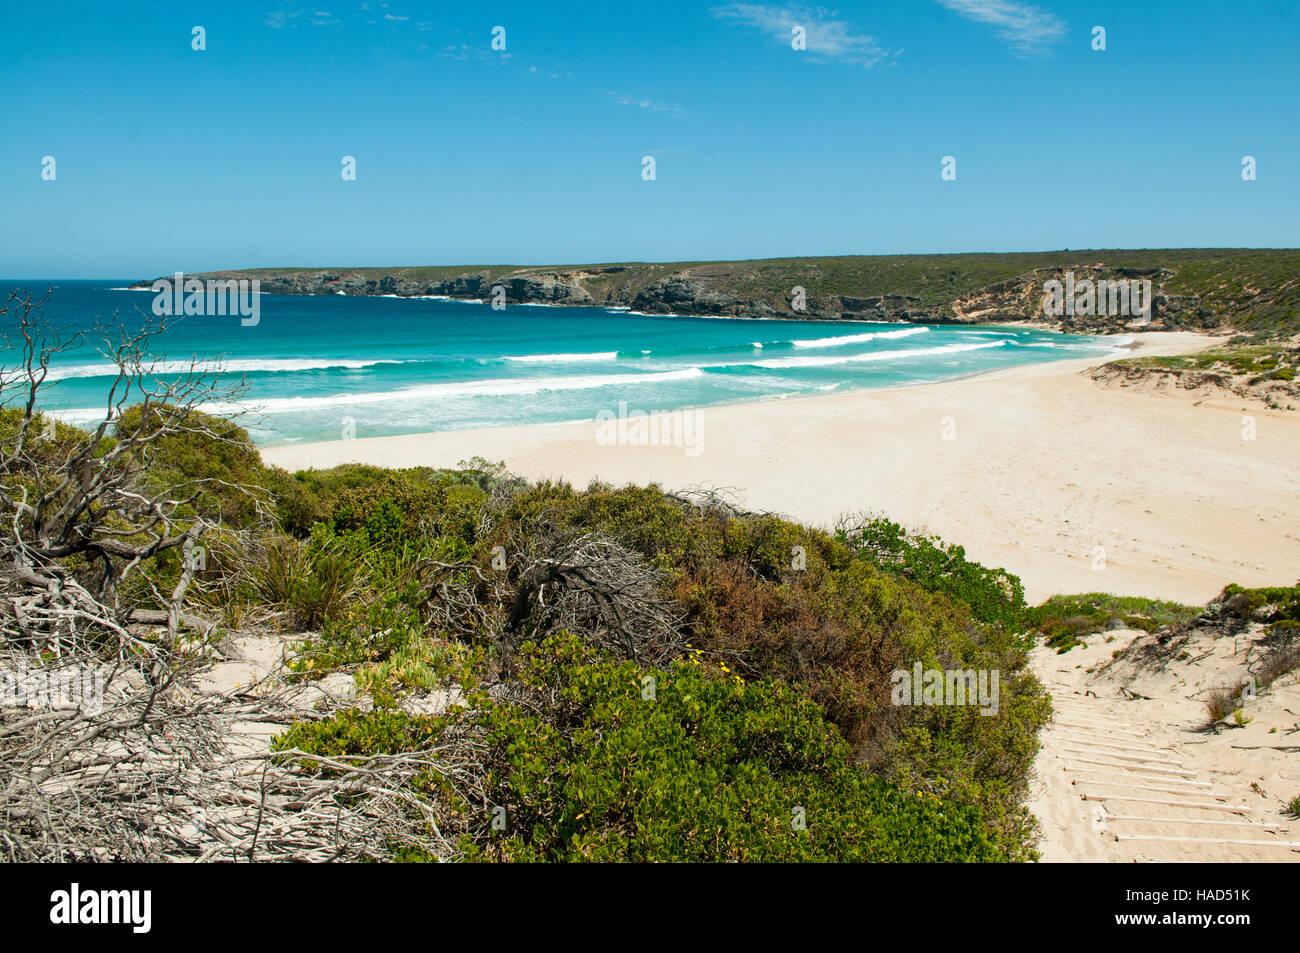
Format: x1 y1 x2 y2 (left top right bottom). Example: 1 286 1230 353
134 248 1300 336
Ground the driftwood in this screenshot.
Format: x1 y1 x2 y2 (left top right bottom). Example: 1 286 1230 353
0 289 265 656
0 642 484 862
0 292 488 863
420 518 687 668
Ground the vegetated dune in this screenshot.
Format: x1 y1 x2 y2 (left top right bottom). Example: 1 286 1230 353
1029 586 1300 862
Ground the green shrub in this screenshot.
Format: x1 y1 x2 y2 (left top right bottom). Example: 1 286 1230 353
112 404 272 527
1220 582 1300 626
291 594 424 672
248 534 362 629
275 461 504 539
273 707 449 783
328 474 472 545
353 635 480 697
500 481 715 571
836 515 1026 630
468 635 1000 862
1025 593 1200 652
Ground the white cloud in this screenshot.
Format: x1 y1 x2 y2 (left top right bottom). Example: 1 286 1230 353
935 0 1066 56
608 91 689 117
263 10 299 28
711 4 898 67
263 7 336 28
438 43 512 63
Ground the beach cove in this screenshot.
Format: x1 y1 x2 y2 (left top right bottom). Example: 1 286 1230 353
263 331 1300 605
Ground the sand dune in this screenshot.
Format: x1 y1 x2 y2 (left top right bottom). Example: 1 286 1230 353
1028 623 1300 863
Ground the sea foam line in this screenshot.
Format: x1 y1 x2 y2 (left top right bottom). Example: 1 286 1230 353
502 351 619 363
42 357 405 380
176 367 709 414
791 326 929 349
739 339 1008 370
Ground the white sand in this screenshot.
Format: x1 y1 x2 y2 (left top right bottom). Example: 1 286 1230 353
261 331 1300 605
1028 626 1300 862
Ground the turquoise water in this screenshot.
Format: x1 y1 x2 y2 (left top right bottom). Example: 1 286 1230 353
4 280 1129 446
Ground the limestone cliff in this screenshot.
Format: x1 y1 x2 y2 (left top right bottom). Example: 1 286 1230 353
133 249 1300 336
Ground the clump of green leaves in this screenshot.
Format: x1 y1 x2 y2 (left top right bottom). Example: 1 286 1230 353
246 532 363 630
274 707 447 769
836 514 1026 630
1220 582 1300 627
1025 593 1200 653
467 635 1000 862
112 403 275 526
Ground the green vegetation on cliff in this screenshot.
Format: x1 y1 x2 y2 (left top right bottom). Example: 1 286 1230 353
181 247 1300 335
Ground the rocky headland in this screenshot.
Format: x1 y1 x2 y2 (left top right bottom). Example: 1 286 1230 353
133 249 1300 337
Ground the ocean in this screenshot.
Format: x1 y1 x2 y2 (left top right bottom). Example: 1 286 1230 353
3 279 1129 446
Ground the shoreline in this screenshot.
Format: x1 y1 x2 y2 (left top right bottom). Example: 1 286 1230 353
254 327 1140 451
261 330 1300 605
256 340 1120 449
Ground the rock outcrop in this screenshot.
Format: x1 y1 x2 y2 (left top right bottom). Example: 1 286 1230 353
133 253 1296 336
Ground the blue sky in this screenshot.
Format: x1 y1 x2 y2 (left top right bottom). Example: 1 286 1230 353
3 1 1297 277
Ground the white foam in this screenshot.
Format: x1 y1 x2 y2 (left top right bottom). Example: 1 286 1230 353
43 357 404 380
503 351 618 364
1017 340 1112 351
740 339 1007 370
791 326 929 349
47 407 118 424
193 367 707 414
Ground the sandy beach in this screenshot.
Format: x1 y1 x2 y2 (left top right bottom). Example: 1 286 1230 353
1027 623 1300 862
262 331 1300 605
